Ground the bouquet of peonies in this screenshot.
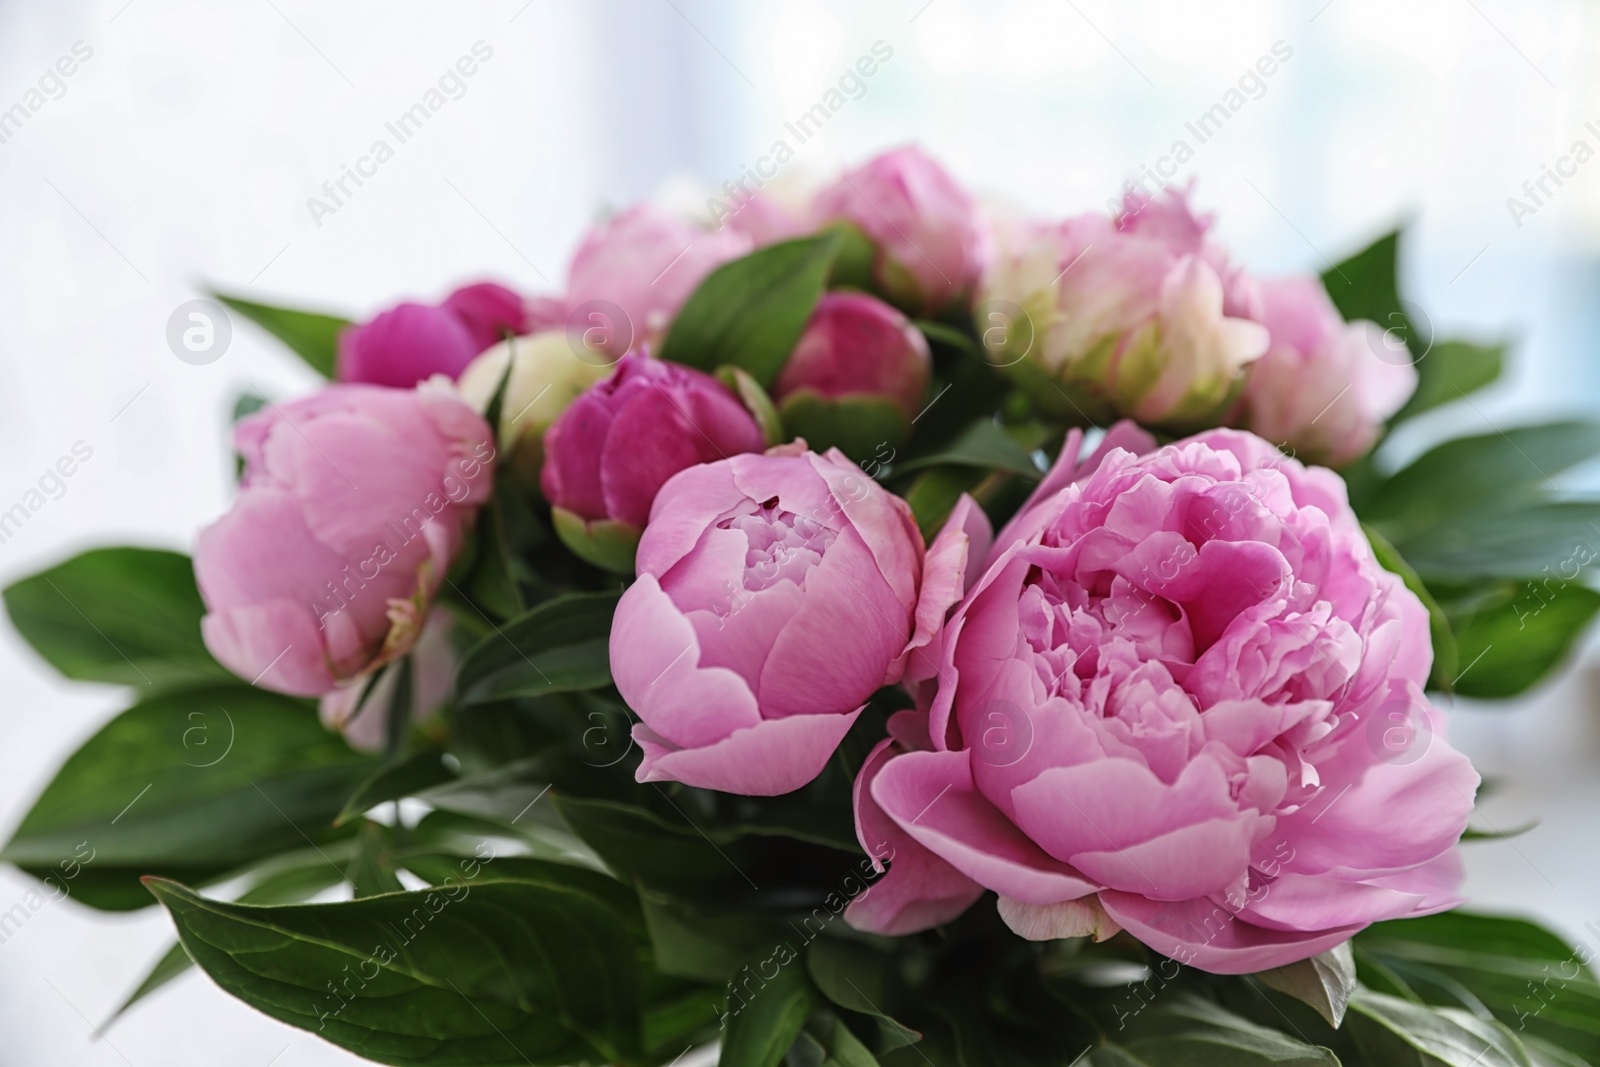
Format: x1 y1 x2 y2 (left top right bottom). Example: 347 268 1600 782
9 146 1600 1067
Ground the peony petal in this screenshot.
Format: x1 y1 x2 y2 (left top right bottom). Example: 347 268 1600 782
633 707 860 796
996 895 1121 942
610 574 761 748
873 749 1097 905
1098 891 1365 975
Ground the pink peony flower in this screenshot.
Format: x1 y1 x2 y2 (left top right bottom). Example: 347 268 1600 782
564 203 752 354
774 292 932 422
847 426 1478 973
977 187 1269 429
540 355 766 546
195 382 494 696
337 281 527 388
812 145 990 315
610 450 988 796
1235 277 1418 466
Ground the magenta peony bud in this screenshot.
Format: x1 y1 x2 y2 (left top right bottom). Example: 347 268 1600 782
610 451 986 796
337 281 527 389
195 382 494 696
811 145 989 315
539 355 765 570
565 203 751 354
978 186 1269 429
846 427 1478 974
775 293 931 422
1235 277 1417 466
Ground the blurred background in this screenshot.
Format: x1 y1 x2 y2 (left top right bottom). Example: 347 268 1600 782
1 0 1597 1062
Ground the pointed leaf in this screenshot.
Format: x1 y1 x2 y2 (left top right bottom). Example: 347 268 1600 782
213 292 349 378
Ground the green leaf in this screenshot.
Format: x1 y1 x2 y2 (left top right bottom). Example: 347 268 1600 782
1363 421 1600 542
551 507 641 576
337 751 456 826
455 591 619 704
716 365 787 447
718 946 816 1067
894 419 1043 480
213 292 349 378
1449 581 1600 697
793 1011 882 1067
903 466 987 542
1397 502 1600 581
1124 995 1341 1065
3 685 375 909
147 869 646 1066
1357 911 1600 1060
1321 230 1409 344
346 820 405 898
640 892 788 984
660 234 840 387
3 547 230 688
552 794 866 911
778 391 911 462
1255 944 1357 1029
107 852 351 1027
1365 525 1459 690
1348 989 1533 1067
1394 340 1506 424
806 939 919 1052
913 320 980 356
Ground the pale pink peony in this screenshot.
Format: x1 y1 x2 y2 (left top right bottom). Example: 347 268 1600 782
195 382 494 696
1235 277 1418 466
563 203 752 353
812 145 990 315
610 450 986 796
847 426 1478 973
977 187 1269 429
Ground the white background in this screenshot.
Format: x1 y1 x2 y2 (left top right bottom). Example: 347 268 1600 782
2 0 1599 1063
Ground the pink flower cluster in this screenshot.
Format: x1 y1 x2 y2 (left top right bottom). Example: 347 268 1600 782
192 145 1467 975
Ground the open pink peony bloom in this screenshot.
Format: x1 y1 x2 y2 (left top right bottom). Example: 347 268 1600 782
195 382 494 696
847 427 1478 973
1235 277 1418 466
563 203 752 354
978 186 1268 429
338 281 527 388
812 145 990 315
611 450 987 796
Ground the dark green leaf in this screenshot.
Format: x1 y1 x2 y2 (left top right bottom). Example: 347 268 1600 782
232 391 268 422
1364 421 1600 542
1394 340 1506 424
778 391 910 462
903 467 986 542
1255 944 1356 1029
1123 995 1340 1065
213 292 349 378
1449 581 1600 697
1321 230 1408 344
346 820 404 898
3 685 375 909
456 592 619 705
806 939 919 1052
660 234 840 387
894 419 1043 480
1397 502 1600 581
147 870 646 1067
640 892 789 983
337 751 456 826
793 1011 882 1067
3 547 229 688
1348 990 1533 1067
718 946 816 1067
